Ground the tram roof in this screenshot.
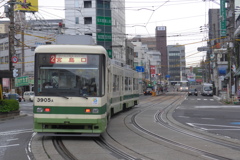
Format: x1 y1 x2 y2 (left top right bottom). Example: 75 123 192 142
35 45 107 54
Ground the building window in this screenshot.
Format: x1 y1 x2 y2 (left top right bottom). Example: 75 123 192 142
84 17 92 24
0 57 3 64
75 17 79 24
5 56 8 63
84 1 92 8
0 43 3 51
4 42 8 50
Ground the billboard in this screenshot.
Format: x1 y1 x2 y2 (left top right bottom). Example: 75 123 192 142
220 0 226 37
150 65 155 74
15 0 38 12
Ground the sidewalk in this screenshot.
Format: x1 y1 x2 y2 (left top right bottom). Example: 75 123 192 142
213 90 240 105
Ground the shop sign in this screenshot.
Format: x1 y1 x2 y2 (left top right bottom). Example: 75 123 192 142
107 49 112 59
97 33 112 41
15 76 29 87
96 16 111 25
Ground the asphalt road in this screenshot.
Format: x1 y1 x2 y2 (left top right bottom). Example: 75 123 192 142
2 91 240 160
172 93 240 140
0 101 34 160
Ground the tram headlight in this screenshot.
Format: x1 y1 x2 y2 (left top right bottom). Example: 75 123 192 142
37 107 43 112
85 109 91 113
85 108 99 113
92 108 99 113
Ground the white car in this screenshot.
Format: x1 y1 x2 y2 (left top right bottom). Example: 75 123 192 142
179 86 189 92
23 91 35 102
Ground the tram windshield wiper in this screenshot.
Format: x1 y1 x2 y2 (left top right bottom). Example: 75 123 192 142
55 93 69 99
81 94 88 99
81 96 88 99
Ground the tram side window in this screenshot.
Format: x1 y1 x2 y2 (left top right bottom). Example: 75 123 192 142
129 78 132 91
133 78 138 90
125 77 128 91
113 75 117 92
113 74 119 92
122 77 124 92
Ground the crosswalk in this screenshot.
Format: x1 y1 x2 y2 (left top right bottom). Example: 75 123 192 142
187 98 215 101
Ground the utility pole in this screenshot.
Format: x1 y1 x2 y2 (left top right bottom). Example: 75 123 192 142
8 0 16 90
228 0 235 101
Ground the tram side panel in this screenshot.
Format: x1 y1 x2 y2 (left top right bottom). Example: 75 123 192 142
109 64 124 115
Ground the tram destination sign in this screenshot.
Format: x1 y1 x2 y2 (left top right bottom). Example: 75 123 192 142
50 54 87 64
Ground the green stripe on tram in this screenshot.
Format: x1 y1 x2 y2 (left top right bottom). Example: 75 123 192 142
123 94 139 100
33 104 107 114
110 94 139 104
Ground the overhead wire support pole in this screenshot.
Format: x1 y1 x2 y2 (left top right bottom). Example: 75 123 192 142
8 0 16 72
8 0 16 90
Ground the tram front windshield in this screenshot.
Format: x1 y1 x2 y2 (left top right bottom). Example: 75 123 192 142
35 53 104 97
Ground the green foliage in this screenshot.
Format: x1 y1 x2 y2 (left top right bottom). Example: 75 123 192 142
0 99 19 112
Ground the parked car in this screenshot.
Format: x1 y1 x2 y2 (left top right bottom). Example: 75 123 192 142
23 91 35 102
3 92 22 102
188 88 198 96
144 88 153 95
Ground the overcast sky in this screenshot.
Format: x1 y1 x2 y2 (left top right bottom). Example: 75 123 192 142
1 0 220 67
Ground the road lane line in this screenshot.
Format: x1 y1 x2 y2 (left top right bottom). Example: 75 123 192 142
0 144 19 148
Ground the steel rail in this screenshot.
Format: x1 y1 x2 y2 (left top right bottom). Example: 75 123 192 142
156 105 240 151
52 137 78 160
130 95 233 160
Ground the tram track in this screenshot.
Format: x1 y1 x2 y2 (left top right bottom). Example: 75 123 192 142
40 92 240 160
91 95 173 160
52 137 78 160
100 94 181 160
155 101 240 151
128 94 240 160
41 95 173 160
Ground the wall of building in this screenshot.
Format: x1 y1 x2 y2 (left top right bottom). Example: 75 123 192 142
156 26 168 78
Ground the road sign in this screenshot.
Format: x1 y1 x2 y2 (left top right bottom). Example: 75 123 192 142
136 66 145 72
11 56 18 63
165 75 170 78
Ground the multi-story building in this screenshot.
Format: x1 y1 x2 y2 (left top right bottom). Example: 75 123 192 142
64 0 126 64
125 40 134 69
167 44 186 81
0 19 64 93
140 37 156 51
156 26 168 78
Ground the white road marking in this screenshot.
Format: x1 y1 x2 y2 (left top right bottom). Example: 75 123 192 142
0 129 33 135
201 118 214 120
186 122 240 131
7 138 18 141
0 144 19 148
194 105 240 108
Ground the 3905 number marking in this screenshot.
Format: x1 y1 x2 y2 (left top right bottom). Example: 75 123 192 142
37 98 53 102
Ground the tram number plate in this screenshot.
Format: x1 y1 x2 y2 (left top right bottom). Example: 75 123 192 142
37 98 53 102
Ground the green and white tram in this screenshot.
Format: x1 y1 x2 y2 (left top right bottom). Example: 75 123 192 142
33 45 139 136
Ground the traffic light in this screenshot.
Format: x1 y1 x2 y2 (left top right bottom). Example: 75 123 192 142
13 68 18 77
